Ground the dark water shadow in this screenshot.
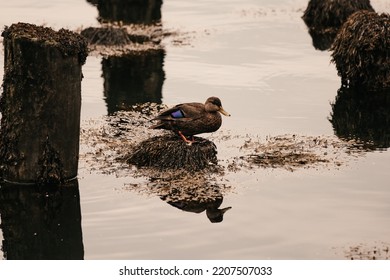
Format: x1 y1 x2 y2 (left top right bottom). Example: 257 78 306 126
330 86 390 150
102 49 165 114
0 180 84 259
160 186 231 223
306 29 337 51
95 0 163 24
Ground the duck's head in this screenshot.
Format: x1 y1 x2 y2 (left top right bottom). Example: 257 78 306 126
205 96 231 116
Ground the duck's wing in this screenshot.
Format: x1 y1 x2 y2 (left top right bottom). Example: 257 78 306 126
153 102 204 121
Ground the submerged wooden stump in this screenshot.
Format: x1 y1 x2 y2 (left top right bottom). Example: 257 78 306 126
0 23 88 184
302 0 374 50
127 135 218 171
331 11 390 89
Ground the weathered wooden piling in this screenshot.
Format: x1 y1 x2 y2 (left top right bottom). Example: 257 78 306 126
302 0 374 50
127 135 218 171
0 23 88 184
97 0 163 24
0 180 84 259
102 49 165 113
331 11 390 89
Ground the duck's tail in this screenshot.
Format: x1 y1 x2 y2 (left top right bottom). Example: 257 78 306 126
149 122 164 129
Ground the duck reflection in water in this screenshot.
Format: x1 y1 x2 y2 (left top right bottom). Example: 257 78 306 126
161 193 231 223
159 182 232 223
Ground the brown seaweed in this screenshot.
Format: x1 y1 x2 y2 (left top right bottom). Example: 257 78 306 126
331 11 390 89
302 0 374 50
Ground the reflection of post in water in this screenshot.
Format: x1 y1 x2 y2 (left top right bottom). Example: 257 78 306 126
96 0 163 24
0 180 84 259
330 87 390 149
102 49 165 114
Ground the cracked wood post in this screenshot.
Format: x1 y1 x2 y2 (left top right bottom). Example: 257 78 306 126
0 23 88 184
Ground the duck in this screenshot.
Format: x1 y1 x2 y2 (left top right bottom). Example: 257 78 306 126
149 96 230 143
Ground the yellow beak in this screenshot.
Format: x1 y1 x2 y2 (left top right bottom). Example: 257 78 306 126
219 107 231 116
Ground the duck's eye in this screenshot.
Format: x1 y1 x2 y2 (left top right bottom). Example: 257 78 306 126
212 99 221 107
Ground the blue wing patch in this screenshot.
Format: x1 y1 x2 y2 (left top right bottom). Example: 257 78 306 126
171 109 185 118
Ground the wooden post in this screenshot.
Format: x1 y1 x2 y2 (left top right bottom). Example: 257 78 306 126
0 23 88 184
102 49 165 114
97 0 163 24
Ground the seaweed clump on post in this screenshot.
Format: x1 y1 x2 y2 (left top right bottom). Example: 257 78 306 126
126 135 218 172
330 11 390 89
302 0 374 50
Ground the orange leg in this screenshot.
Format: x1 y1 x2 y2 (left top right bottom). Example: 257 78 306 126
178 131 193 144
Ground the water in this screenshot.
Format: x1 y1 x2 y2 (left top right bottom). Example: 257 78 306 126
0 0 389 260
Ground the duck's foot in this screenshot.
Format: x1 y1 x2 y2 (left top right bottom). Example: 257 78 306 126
178 131 194 145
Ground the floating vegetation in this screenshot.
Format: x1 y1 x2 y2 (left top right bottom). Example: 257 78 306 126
302 0 374 50
79 22 197 56
331 11 390 89
81 25 154 46
235 135 367 172
334 242 390 260
80 22 163 56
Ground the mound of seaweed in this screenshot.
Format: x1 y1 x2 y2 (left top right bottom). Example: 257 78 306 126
302 0 374 30
331 11 390 89
126 135 218 171
80 23 163 56
302 0 374 50
81 25 156 46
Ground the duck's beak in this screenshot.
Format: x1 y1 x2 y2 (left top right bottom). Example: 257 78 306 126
219 107 231 116
220 206 232 213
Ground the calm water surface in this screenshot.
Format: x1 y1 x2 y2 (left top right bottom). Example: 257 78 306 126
0 0 389 259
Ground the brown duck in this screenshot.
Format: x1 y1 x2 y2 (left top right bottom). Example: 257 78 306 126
149 96 230 143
